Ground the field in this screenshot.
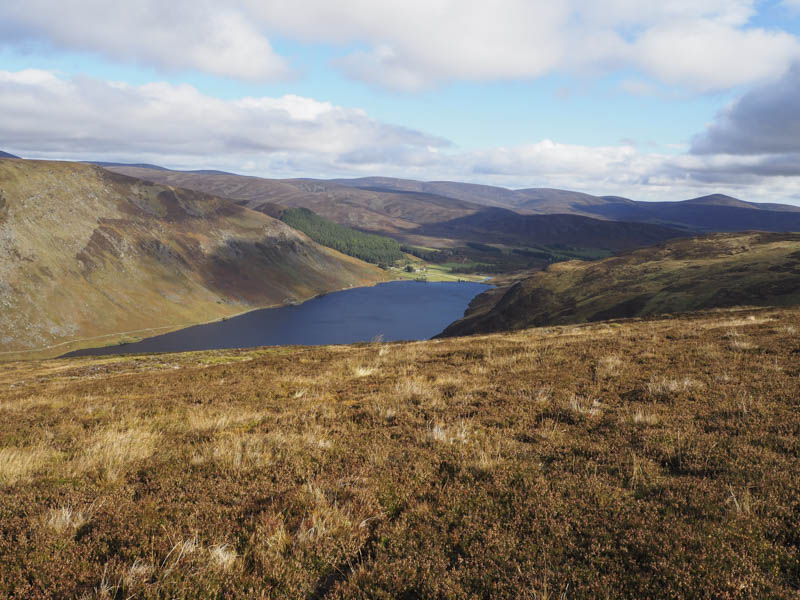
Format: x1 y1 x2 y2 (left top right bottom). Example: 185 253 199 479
1 306 799 598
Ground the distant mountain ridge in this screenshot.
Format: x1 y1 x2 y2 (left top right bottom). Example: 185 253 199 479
0 150 20 159
105 166 800 239
103 167 690 253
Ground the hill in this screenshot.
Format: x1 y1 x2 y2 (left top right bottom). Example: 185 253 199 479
0 151 20 159
0 159 385 358
418 207 683 251
441 232 800 336
104 167 482 241
104 167 690 254
110 168 800 238
581 196 800 231
330 176 524 208
1 306 798 597
330 177 800 225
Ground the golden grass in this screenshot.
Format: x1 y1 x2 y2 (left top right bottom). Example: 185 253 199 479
1 306 799 598
0 445 60 486
72 426 158 483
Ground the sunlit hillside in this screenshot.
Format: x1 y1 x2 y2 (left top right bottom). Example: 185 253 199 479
1 306 798 598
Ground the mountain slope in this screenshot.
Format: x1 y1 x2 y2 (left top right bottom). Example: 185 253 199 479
418 207 684 250
0 151 20 159
330 176 525 208
0 159 385 357
441 232 800 336
104 167 689 251
105 167 483 239
330 177 800 222
582 197 800 231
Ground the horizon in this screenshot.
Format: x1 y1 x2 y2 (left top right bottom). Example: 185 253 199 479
1 2 800 205
0 154 768 203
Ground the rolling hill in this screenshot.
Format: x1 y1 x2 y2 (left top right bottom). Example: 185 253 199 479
579 195 800 231
440 232 800 336
330 176 800 230
104 167 483 241
0 159 385 358
107 167 800 240
103 167 691 253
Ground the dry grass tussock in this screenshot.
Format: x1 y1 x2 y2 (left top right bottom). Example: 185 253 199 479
1 306 799 598
44 503 99 534
645 375 701 400
72 426 159 483
0 445 60 485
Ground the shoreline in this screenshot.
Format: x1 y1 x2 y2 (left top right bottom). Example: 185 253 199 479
1 276 493 362
0 278 392 362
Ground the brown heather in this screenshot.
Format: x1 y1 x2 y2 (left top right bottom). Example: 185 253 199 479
1 306 799 598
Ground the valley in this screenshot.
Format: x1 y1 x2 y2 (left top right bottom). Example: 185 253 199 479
2 157 800 599
0 158 386 359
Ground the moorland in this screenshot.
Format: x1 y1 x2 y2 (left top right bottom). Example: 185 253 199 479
1 306 798 598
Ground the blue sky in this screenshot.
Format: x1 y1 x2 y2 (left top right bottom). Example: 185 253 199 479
1 1 799 203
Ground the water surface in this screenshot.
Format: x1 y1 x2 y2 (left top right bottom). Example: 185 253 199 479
65 280 487 357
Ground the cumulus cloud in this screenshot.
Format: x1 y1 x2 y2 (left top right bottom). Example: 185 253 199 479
0 69 446 168
633 22 799 91
2 69 799 205
1 1 798 91
692 63 800 156
0 0 290 81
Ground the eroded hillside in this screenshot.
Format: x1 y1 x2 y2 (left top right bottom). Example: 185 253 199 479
0 159 385 357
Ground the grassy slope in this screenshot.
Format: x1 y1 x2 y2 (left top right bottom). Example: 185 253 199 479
0 159 386 358
442 232 800 337
1 306 799 598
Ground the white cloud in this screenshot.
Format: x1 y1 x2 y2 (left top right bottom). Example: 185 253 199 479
2 69 799 205
0 1 797 92
634 22 800 91
0 0 290 81
0 69 446 164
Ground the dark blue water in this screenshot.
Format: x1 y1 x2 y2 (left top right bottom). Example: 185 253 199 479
64 281 488 357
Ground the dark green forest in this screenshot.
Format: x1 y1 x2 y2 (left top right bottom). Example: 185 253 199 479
280 207 405 266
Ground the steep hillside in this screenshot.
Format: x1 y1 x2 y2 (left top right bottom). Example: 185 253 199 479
0 159 385 357
441 232 800 336
1 307 799 597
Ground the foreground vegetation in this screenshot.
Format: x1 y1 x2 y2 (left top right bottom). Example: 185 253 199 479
1 306 799 598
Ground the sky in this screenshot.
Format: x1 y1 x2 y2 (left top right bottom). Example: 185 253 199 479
1 1 800 203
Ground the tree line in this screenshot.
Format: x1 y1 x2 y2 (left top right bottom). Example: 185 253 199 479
280 207 405 266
